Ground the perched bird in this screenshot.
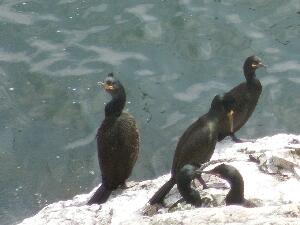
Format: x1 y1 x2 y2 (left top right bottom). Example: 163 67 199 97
200 163 256 207
218 56 266 143
148 94 236 206
88 73 139 205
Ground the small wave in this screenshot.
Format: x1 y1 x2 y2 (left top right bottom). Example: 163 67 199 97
125 4 156 22
0 4 33 25
269 60 300 73
174 81 228 102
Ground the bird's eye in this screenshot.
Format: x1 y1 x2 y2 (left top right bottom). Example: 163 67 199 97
106 79 114 85
251 62 258 68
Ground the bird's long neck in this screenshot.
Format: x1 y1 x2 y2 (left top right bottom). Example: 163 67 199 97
176 166 202 207
207 107 223 123
105 87 126 117
244 67 257 83
226 177 245 204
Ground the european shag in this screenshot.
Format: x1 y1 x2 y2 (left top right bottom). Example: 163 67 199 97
148 94 235 205
201 163 256 207
176 164 203 207
218 56 266 143
88 73 139 205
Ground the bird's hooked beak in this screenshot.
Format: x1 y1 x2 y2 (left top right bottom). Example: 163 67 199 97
195 168 219 177
97 81 114 91
227 110 234 133
195 169 218 178
252 62 267 68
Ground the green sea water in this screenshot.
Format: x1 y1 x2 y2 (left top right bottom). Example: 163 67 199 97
0 0 300 224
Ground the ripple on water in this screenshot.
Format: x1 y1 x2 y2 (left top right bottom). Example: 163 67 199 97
160 111 186 129
0 3 33 25
269 60 300 73
1 1 300 225
84 46 148 66
261 76 279 87
135 69 154 76
125 4 156 22
174 81 228 102
288 77 300 84
0 50 29 63
82 3 108 18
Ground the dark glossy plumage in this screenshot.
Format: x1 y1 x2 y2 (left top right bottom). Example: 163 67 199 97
203 163 256 207
149 94 235 205
218 56 265 143
176 164 202 207
88 73 139 205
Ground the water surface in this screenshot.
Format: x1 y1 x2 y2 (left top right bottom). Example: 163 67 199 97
0 0 300 224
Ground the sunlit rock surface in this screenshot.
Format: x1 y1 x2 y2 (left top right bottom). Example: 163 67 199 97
18 134 300 225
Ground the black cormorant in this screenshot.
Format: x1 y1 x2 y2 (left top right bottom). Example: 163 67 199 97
88 73 139 205
200 163 256 207
218 56 266 143
148 94 235 206
176 164 203 207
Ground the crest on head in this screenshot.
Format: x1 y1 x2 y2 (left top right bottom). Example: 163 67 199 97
98 72 120 93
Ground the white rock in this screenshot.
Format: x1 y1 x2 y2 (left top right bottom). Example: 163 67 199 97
18 134 300 225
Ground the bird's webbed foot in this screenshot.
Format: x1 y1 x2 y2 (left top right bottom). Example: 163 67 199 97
230 133 254 143
142 203 163 216
168 198 185 211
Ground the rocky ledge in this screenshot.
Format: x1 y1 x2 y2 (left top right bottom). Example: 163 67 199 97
18 134 300 225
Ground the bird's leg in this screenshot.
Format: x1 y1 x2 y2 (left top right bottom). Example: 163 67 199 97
230 133 254 143
191 163 209 189
231 133 244 143
120 182 128 189
195 174 208 189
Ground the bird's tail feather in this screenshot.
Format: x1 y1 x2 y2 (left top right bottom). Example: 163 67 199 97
87 185 112 205
149 178 175 205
